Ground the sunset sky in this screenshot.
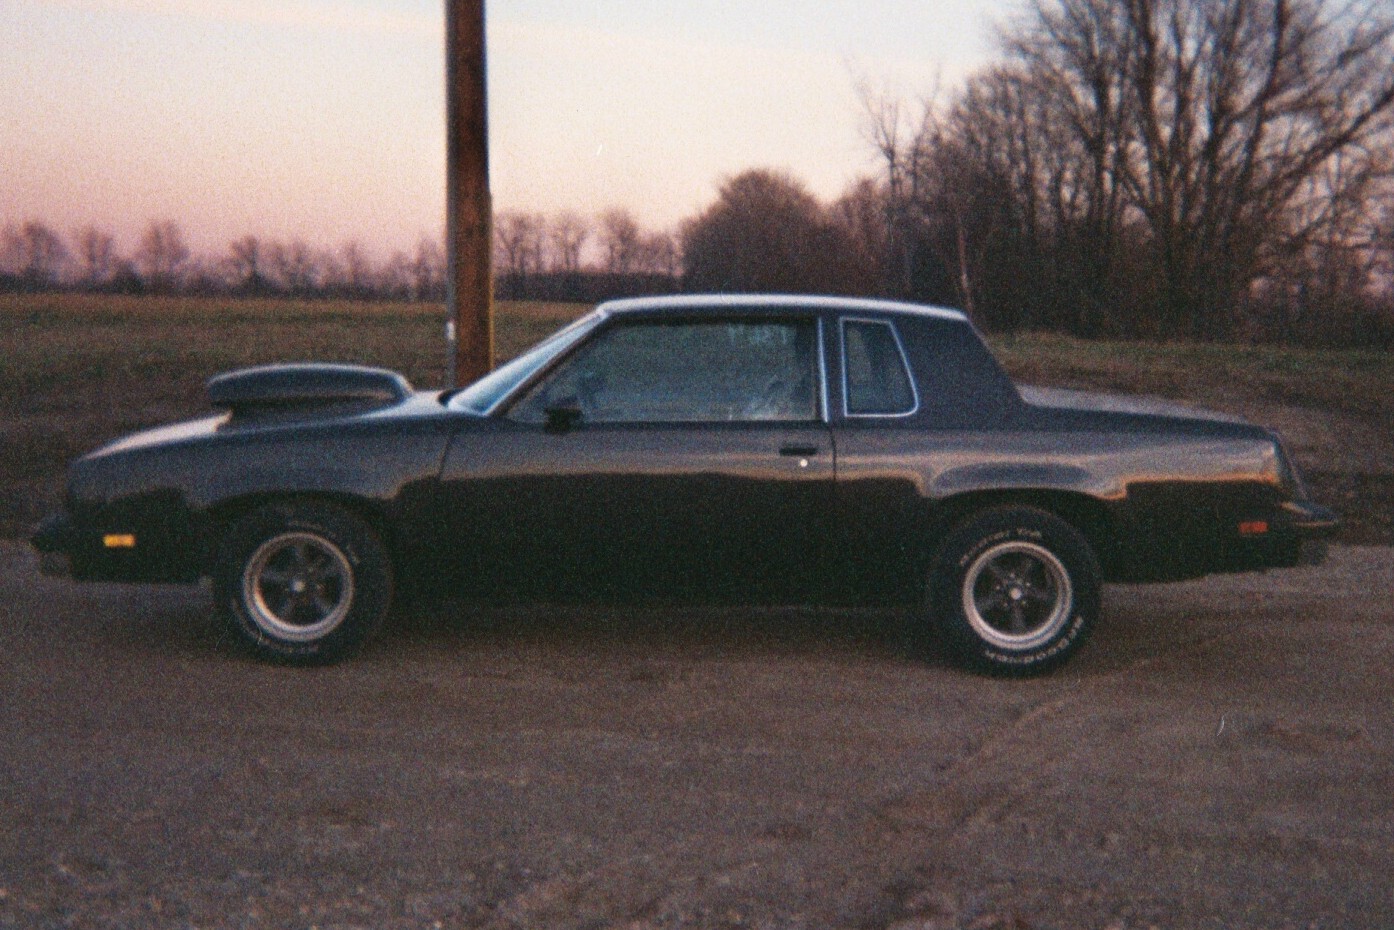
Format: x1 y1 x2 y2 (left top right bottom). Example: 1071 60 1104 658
3 1 1009 256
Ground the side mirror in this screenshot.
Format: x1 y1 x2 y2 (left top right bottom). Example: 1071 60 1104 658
544 401 583 434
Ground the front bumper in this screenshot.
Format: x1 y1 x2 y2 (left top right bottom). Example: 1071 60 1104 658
29 509 202 584
37 550 73 578
31 512 77 577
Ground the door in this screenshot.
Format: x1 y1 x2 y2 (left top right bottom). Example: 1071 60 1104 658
437 316 834 601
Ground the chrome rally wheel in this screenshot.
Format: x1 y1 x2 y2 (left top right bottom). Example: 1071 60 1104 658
962 540 1074 652
215 502 391 664
925 506 1100 675
241 531 356 643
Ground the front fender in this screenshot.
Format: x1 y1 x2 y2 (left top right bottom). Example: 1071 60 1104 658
62 422 452 582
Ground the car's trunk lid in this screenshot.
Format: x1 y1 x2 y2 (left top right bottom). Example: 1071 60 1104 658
1017 384 1250 426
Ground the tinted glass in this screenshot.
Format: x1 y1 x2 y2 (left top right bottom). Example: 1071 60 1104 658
511 320 819 424
448 310 604 414
843 319 916 415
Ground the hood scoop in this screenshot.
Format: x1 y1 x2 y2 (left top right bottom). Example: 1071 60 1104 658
208 363 413 420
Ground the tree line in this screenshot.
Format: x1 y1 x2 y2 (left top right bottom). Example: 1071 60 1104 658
0 208 684 305
0 219 445 300
667 0 1394 346
0 218 462 301
6 0 1391 347
862 0 1394 345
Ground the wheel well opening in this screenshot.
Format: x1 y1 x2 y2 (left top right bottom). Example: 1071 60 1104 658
200 493 395 574
931 490 1118 566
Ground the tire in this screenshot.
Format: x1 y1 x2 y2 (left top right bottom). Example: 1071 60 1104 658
925 506 1099 675
214 501 392 664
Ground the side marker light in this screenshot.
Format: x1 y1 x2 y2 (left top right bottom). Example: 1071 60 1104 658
103 534 137 548
1237 521 1269 536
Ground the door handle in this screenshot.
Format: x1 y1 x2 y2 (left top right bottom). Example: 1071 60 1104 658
779 445 820 457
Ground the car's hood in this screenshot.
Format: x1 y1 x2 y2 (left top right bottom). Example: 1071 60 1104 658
1018 384 1250 426
90 414 230 458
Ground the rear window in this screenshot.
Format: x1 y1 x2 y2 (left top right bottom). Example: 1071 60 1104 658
842 319 917 416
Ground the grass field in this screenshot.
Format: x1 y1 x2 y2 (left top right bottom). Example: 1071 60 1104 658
3 293 1389 543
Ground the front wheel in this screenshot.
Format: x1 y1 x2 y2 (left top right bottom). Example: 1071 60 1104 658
214 502 392 664
925 507 1100 675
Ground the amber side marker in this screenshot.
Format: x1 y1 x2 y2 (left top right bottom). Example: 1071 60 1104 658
103 534 136 548
1237 521 1270 536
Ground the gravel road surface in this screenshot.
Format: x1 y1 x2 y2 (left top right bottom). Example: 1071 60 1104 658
2 541 1391 929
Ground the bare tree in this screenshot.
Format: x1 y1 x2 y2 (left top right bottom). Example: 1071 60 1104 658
860 87 939 298
226 235 268 293
267 239 320 296
380 250 414 299
1375 193 1394 304
549 211 590 274
680 169 865 294
135 220 190 292
830 178 893 297
337 241 374 298
0 224 15 281
872 0 1394 339
1 220 70 288
943 61 1134 332
1032 0 1394 335
73 226 119 289
494 212 545 280
411 237 445 301
599 209 643 275
634 231 680 277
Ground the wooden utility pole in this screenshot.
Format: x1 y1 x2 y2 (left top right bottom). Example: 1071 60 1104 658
445 0 492 387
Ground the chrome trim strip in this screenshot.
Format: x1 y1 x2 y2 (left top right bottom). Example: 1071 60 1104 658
597 293 967 323
840 316 921 419
816 316 830 424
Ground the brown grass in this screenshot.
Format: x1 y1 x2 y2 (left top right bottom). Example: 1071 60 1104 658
990 330 1394 421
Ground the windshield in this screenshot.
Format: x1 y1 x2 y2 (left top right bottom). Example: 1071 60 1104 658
447 309 605 415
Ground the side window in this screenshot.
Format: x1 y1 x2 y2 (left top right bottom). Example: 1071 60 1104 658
842 319 917 416
510 319 820 424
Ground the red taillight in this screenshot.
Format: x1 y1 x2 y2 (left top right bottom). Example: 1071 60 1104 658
1238 520 1269 536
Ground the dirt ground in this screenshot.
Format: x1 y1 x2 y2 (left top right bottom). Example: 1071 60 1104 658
2 540 1391 930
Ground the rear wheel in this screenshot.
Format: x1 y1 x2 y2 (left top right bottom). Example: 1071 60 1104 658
214 502 391 664
925 507 1099 675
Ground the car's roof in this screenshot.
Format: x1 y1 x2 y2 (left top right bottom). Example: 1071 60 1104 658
595 294 969 323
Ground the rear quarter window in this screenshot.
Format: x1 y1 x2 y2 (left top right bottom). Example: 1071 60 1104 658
842 318 918 416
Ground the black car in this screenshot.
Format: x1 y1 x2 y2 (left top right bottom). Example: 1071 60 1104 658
32 295 1338 673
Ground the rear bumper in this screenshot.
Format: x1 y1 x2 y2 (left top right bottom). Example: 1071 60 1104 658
1107 495 1340 582
1284 500 1340 539
1285 499 1339 568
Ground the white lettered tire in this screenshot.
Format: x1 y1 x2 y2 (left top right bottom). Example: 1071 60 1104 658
214 501 392 664
926 506 1099 675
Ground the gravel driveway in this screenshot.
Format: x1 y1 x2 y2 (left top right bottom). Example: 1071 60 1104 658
2 541 1391 929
